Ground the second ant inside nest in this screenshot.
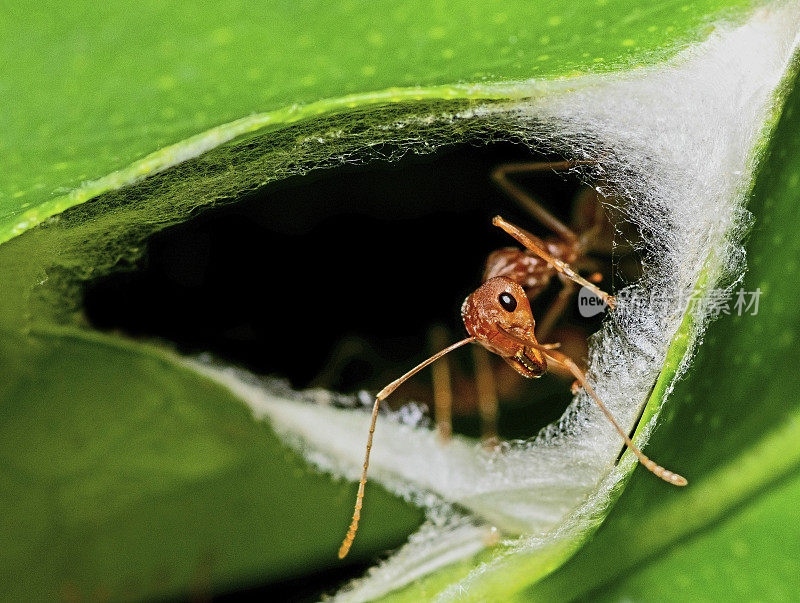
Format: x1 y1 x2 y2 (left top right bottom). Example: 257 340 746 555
337 160 687 560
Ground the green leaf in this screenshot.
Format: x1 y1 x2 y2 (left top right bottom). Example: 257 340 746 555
519 60 800 601
0 328 424 600
1 0 751 243
1 1 798 601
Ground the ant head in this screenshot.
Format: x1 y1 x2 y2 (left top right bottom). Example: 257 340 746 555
461 276 547 378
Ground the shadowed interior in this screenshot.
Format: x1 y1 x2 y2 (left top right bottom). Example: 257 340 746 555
81 141 636 599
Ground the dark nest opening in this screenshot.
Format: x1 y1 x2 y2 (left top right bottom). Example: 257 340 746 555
81 140 636 601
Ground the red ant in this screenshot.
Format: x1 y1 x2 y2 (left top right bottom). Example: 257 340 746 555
338 161 686 560
430 160 622 442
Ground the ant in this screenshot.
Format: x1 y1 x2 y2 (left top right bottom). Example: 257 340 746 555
430 160 625 442
338 160 687 560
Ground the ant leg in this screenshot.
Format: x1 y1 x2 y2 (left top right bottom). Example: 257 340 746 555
534 277 578 342
572 185 607 251
429 326 453 443
493 216 616 310
491 160 589 246
534 345 687 487
471 346 499 443
574 186 641 256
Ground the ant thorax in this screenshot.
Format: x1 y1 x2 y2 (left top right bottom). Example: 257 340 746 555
483 240 579 296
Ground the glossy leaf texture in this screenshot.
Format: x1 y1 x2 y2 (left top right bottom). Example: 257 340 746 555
0 0 795 600
1 0 752 241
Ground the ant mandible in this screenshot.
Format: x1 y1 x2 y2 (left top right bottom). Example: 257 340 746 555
338 160 687 560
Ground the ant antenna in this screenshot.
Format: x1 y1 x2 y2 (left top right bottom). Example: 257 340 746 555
338 336 476 559
492 215 616 309
495 324 687 487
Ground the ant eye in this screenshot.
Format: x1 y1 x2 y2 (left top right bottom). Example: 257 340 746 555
498 292 517 312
